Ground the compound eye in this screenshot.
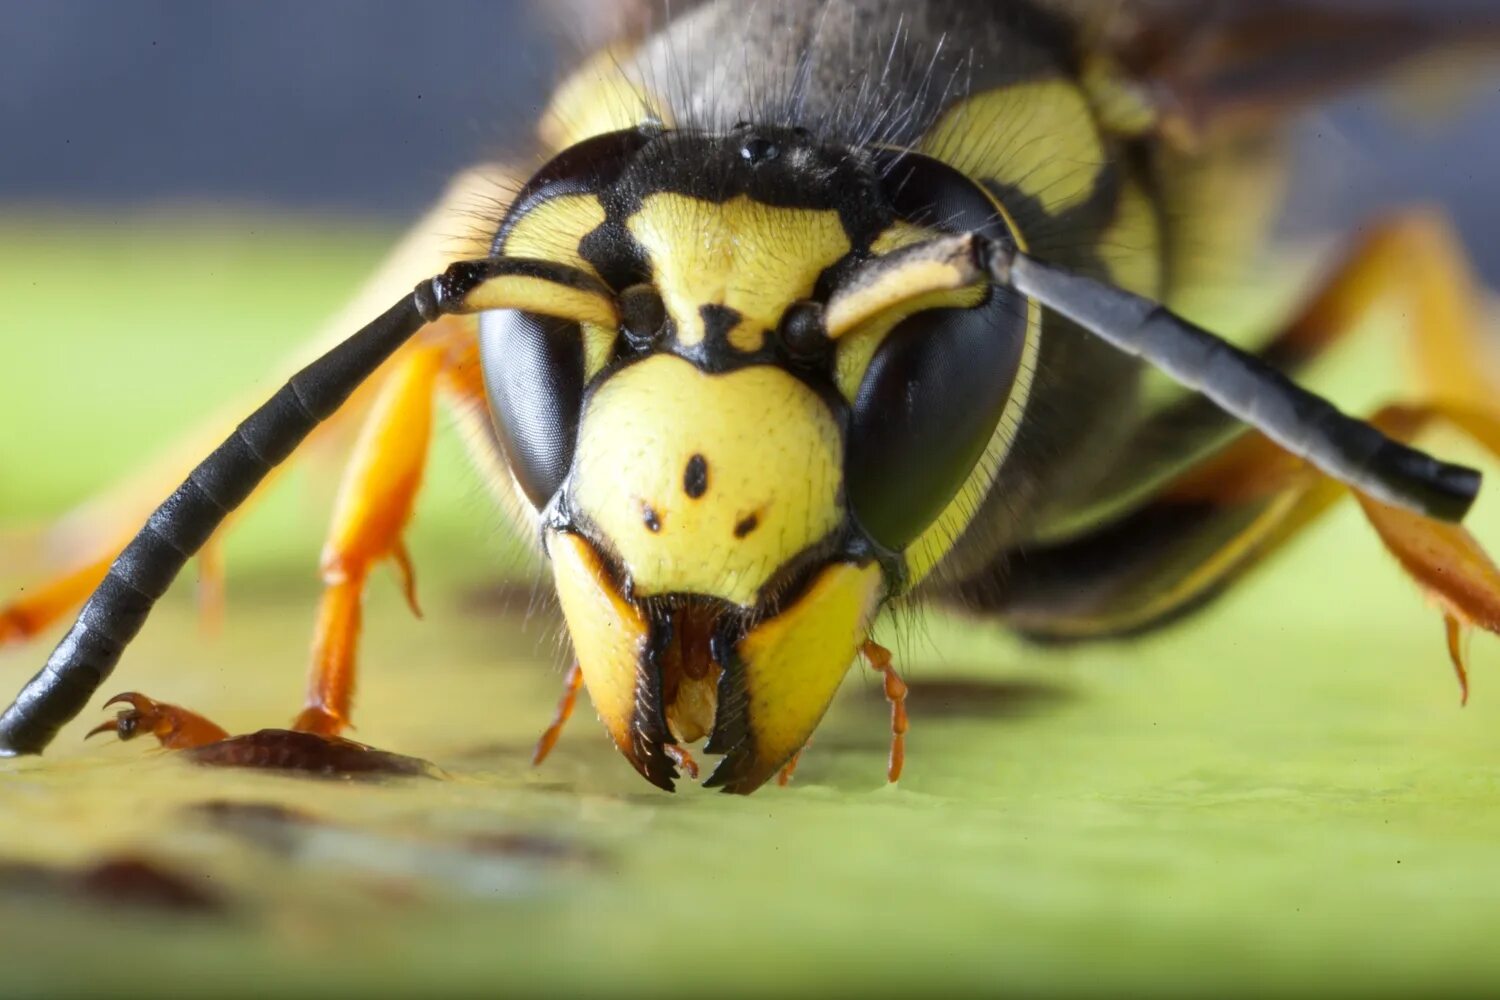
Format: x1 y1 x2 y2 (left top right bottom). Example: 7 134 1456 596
618 284 668 353
845 297 1026 552
479 309 586 510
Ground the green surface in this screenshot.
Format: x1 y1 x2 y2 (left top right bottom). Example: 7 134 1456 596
2 215 1500 997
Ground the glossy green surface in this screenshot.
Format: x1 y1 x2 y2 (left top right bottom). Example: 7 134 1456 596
1 217 1499 997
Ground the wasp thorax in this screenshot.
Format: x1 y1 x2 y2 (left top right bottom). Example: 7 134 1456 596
568 353 843 608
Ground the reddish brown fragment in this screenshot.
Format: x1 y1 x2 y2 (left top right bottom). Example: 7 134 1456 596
183 729 439 779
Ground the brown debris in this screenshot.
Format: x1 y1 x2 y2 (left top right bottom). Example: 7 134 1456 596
183 729 441 779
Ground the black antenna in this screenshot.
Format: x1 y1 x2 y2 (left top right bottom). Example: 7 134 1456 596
986 244 1481 523
0 257 615 755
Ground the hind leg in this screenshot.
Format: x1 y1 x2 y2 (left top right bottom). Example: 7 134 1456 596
956 210 1500 691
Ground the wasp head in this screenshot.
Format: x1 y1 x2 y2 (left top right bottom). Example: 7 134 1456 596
477 126 1032 791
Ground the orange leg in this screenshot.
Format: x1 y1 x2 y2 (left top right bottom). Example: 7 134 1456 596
2 166 512 653
862 640 908 784
292 341 447 736
776 741 809 787
85 693 228 750
1167 400 1500 704
0 553 114 647
1275 209 1495 412
532 663 584 766
664 744 701 780
0 383 394 653
1149 208 1500 698
196 536 227 637
85 334 458 751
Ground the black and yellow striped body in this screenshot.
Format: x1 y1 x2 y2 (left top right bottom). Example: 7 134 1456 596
464 0 1403 792
0 0 1490 792
527 0 1280 613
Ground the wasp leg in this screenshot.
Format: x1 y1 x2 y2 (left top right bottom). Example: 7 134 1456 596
85 693 228 750
1 166 510 655
1285 210 1494 410
1182 403 1500 706
960 209 1500 693
0 348 400 652
976 402 1500 702
664 744 701 780
862 641 908 784
532 662 584 766
292 340 448 736
1 554 115 648
776 741 810 787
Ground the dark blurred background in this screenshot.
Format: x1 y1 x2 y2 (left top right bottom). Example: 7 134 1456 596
1 0 1498 280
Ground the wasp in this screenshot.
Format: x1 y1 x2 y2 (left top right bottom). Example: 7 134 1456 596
3 0 1500 794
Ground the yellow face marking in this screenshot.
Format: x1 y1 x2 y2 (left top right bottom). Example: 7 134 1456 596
921 80 1107 217
460 274 618 330
833 285 988 404
1098 177 1163 298
871 221 938 255
501 194 606 273
626 194 852 351
735 563 884 783
498 194 617 378
538 47 671 151
546 531 650 757
571 354 843 607
824 234 984 340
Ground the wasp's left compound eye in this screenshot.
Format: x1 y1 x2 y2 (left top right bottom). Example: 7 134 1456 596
480 309 587 510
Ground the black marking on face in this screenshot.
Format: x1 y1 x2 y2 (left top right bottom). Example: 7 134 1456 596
578 220 651 292
605 128 892 252
684 454 709 499
698 304 743 348
733 513 760 539
491 126 657 256
642 502 663 533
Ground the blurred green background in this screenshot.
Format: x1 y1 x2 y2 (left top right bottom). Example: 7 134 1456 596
4 2 1500 997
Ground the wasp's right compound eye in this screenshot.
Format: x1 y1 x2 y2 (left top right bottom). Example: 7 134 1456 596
480 309 586 510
